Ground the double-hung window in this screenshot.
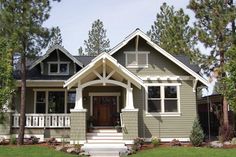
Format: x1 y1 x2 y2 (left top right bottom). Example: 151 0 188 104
147 85 180 115
124 51 149 68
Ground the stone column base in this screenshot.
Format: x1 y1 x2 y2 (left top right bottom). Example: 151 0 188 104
121 109 139 140
70 109 87 144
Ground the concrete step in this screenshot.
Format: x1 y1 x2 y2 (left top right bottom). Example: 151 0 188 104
92 129 118 133
86 139 126 143
89 150 120 157
87 136 123 140
87 132 123 136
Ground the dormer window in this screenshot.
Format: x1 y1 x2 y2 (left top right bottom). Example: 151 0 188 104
48 62 69 75
124 51 149 68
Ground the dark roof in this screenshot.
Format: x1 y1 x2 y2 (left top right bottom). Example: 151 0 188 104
74 56 95 66
173 55 200 73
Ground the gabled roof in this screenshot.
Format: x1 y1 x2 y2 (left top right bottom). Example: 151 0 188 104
109 28 208 86
64 52 144 89
29 45 83 70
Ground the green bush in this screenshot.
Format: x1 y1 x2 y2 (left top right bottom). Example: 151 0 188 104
218 125 234 142
190 118 204 146
151 137 161 147
10 135 17 145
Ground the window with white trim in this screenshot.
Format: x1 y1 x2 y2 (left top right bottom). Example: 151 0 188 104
35 91 46 113
125 51 149 68
48 62 69 75
147 85 179 114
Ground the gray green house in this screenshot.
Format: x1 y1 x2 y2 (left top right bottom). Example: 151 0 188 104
1 29 208 145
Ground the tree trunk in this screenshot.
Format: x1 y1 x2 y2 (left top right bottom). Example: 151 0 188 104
223 96 229 127
18 54 26 145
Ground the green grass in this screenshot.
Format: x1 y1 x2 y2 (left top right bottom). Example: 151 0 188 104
0 145 78 157
131 147 236 157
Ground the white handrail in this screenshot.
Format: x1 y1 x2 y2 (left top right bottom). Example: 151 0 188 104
12 113 70 128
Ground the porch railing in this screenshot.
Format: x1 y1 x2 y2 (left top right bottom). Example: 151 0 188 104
12 114 70 128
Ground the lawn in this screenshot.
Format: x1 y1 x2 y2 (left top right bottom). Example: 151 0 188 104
1 145 236 157
0 145 78 157
131 147 236 157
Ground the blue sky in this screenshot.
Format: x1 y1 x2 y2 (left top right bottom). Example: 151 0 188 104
44 0 194 55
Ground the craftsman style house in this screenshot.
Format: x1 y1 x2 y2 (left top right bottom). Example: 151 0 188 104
0 29 207 144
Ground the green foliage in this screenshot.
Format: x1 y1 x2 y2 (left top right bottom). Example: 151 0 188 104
78 46 85 56
84 19 110 56
147 2 202 63
188 0 236 76
0 38 15 119
49 26 63 48
151 137 161 147
223 46 236 111
190 118 204 146
10 135 16 145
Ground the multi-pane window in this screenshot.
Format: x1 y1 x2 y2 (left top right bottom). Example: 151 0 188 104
36 91 46 113
67 92 76 113
48 91 65 113
125 51 149 68
147 86 179 113
48 62 69 75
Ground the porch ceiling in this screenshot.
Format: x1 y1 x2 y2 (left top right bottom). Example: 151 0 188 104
64 53 144 89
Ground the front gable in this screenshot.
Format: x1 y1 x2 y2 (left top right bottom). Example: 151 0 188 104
110 29 207 86
29 45 83 77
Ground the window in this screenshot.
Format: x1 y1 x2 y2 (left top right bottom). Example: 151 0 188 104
125 51 149 68
48 91 65 113
36 91 46 113
48 62 69 75
67 92 76 113
147 85 179 115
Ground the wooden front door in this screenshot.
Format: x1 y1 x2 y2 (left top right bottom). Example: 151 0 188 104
93 96 117 126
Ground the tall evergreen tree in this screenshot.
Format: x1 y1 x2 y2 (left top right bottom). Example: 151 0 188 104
78 46 85 56
147 3 201 63
84 19 110 56
0 0 59 145
188 0 236 128
49 26 63 48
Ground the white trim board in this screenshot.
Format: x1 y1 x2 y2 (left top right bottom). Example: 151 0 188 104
109 29 208 86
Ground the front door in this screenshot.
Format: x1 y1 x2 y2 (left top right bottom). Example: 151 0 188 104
93 96 117 126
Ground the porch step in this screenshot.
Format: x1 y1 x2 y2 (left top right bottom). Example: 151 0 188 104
87 139 125 143
89 150 120 157
92 129 118 133
87 132 123 136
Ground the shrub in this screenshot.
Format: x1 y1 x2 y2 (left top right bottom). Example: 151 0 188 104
30 136 39 144
170 139 181 146
151 137 161 147
46 137 57 146
190 118 204 146
132 137 144 151
218 124 234 142
10 135 16 145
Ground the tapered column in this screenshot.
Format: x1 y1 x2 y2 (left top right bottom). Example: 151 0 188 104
74 86 83 110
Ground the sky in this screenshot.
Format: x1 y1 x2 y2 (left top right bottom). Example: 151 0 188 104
44 0 214 94
44 0 194 55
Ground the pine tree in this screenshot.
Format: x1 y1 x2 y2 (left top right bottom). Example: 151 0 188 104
49 26 63 48
84 19 110 56
0 0 59 145
190 118 204 146
147 3 202 63
188 0 236 128
78 46 85 56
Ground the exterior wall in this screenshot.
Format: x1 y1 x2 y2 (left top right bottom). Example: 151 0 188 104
131 80 197 139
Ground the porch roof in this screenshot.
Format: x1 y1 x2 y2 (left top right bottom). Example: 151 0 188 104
64 52 144 89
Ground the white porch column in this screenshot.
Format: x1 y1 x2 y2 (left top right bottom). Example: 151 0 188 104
125 87 134 110
74 86 83 110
